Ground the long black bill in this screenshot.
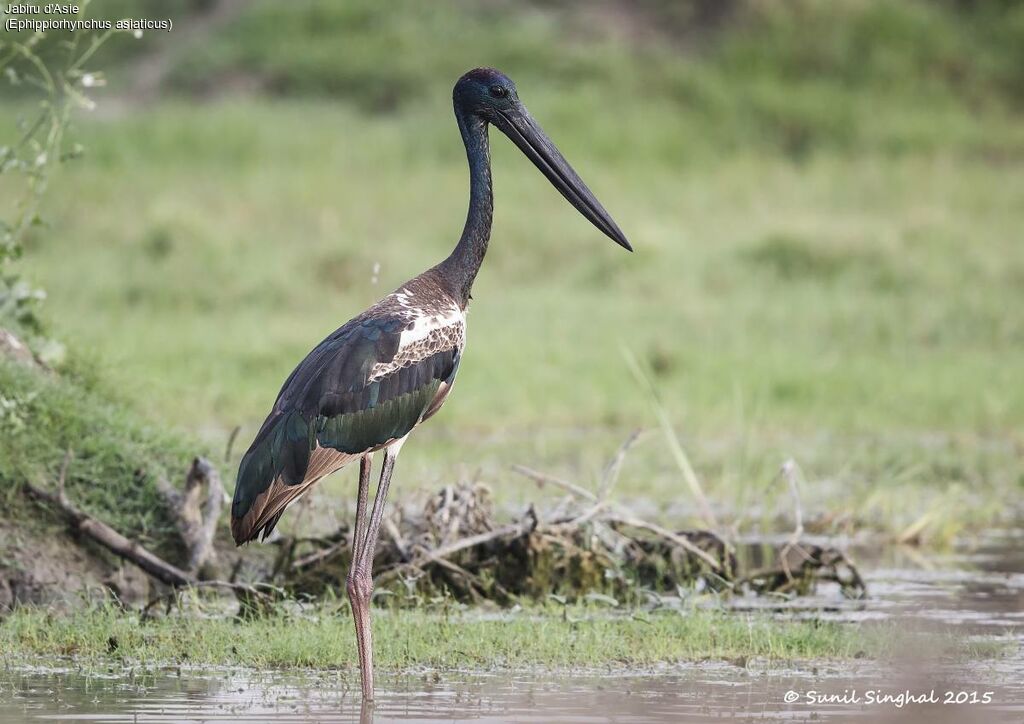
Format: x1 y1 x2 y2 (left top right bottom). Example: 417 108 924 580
495 107 632 252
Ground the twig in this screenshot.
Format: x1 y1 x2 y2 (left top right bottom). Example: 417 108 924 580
514 455 723 570
293 537 349 571
598 429 643 501
224 425 241 463
512 465 597 502
418 521 530 563
606 513 722 571
548 500 608 531
384 517 410 561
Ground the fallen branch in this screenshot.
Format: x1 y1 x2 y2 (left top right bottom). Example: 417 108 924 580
293 536 349 571
24 481 195 587
23 458 263 602
158 457 223 575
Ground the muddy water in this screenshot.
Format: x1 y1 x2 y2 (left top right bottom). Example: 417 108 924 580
0 530 1021 723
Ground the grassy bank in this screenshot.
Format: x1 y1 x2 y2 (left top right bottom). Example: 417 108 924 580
0 604 956 670
0 357 202 553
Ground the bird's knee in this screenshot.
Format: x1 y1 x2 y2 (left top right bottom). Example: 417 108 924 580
346 568 373 604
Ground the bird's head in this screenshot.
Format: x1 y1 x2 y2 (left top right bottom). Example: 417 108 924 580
453 67 520 118
454 67 632 252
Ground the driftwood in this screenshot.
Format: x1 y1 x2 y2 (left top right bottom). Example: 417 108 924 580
158 457 224 575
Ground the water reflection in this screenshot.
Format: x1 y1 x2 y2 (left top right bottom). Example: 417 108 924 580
1 659 1021 723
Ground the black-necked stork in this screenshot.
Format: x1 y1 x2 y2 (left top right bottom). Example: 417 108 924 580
230 67 631 700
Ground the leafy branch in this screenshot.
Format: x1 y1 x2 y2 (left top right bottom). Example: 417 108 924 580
0 4 119 342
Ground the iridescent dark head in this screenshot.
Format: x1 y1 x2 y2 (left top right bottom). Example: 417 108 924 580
453 68 519 120
453 67 631 252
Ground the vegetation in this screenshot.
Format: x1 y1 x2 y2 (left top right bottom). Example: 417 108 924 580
0 602 980 669
0 358 202 553
0 11 116 354
1 7 198 564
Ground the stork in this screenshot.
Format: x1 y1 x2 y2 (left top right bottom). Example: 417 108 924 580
230 67 631 701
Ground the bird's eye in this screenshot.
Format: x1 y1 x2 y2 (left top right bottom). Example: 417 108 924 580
489 85 509 99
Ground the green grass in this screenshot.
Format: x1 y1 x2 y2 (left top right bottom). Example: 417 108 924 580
0 357 203 553
0 603 922 669
1 0 1023 543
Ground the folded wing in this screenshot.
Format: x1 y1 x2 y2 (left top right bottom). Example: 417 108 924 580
231 311 462 544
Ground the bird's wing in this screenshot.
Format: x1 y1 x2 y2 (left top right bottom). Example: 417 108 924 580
231 305 463 544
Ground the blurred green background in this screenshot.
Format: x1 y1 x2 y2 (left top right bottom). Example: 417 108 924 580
2 0 1022 537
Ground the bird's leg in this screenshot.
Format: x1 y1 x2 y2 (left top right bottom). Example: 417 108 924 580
351 453 373 560
347 443 401 702
347 453 375 702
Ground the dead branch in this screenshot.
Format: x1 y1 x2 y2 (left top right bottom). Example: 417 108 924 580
24 481 195 587
293 537 348 571
606 514 723 571
281 442 863 606
158 457 223 575
24 472 288 610
421 520 531 562
384 517 410 560
512 465 598 502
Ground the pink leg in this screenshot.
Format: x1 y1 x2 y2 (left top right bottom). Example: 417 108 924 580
347 445 400 702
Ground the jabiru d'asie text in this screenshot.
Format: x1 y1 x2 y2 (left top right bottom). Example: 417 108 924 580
230 67 631 702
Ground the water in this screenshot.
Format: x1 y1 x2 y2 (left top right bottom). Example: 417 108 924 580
1 530 1021 723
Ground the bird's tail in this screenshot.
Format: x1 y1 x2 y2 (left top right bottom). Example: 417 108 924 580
230 410 313 544
231 409 355 545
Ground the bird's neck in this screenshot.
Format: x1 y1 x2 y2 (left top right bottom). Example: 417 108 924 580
438 109 492 308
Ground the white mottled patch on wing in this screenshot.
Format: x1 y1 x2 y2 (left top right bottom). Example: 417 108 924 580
399 305 463 346
368 295 465 382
